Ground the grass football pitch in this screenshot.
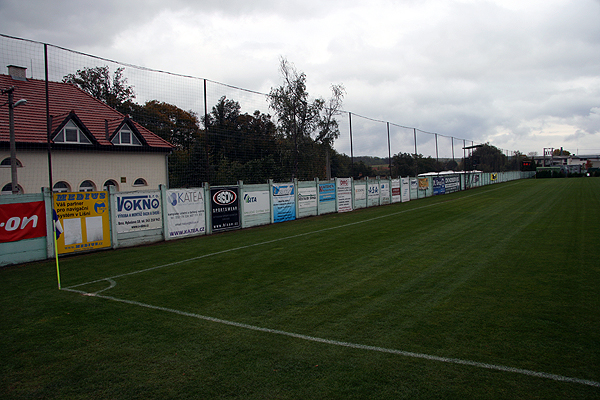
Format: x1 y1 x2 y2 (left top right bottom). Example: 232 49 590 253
1 178 599 399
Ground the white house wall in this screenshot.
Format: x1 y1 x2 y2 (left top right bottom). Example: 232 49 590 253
0 149 167 194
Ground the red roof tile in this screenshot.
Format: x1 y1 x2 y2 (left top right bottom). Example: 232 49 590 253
0 74 174 150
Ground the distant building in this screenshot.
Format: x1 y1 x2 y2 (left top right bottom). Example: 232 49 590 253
1 66 174 194
533 153 600 172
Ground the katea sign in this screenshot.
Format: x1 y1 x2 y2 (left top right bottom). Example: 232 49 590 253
166 189 206 239
210 187 240 232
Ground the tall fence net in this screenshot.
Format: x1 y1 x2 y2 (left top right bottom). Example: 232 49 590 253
1 34 520 194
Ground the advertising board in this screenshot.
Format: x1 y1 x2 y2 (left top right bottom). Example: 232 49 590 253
114 191 162 233
54 191 111 254
401 177 410 202
336 178 353 212
166 189 205 239
273 183 296 223
242 191 270 216
444 175 460 193
298 187 317 209
391 179 401 203
0 201 46 243
319 183 335 202
433 176 446 195
211 187 240 232
354 184 366 200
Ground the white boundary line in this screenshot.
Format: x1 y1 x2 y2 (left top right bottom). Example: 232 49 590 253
63 285 600 388
66 185 503 290
62 182 600 389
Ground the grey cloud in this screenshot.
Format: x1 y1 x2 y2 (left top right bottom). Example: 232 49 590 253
2 0 600 155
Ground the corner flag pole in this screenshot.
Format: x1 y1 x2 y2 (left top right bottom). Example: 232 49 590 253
44 43 61 290
52 199 61 290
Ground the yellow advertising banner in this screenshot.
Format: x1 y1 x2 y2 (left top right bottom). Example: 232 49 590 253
53 191 111 254
491 173 498 181
418 178 429 189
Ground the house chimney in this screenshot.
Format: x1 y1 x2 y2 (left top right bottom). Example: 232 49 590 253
7 65 27 81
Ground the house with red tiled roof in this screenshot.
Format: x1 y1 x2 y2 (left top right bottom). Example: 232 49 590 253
0 66 174 194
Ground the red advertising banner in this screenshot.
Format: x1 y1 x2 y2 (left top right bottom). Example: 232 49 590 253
0 201 47 243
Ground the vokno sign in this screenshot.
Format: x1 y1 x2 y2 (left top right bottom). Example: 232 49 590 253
116 195 160 212
114 192 162 233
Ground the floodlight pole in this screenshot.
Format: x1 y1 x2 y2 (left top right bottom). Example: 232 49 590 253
387 122 391 177
2 86 27 194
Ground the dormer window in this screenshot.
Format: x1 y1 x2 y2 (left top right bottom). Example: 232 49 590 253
54 120 91 144
112 124 141 146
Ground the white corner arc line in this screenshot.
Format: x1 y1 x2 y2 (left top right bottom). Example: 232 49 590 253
62 287 600 389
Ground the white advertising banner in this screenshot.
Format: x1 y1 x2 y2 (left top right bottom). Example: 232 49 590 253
243 191 270 216
401 177 411 202
298 187 317 209
166 189 206 238
367 182 379 207
336 178 353 212
380 181 390 200
354 184 366 200
115 191 162 233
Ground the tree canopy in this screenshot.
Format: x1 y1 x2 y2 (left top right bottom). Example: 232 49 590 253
552 148 571 156
268 57 345 179
63 66 135 110
62 64 524 187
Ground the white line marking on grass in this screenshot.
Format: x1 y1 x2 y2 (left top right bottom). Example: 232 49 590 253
66 184 507 290
61 286 600 389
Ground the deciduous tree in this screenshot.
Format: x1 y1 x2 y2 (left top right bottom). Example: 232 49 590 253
63 66 135 109
268 57 344 179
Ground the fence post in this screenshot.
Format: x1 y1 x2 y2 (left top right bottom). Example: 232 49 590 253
268 179 274 224
160 184 170 240
204 183 212 235
43 187 56 259
239 180 245 229
109 184 119 249
315 177 320 216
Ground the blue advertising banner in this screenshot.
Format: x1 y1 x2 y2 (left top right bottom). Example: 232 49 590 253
273 183 296 223
319 183 336 202
444 175 460 193
433 176 446 195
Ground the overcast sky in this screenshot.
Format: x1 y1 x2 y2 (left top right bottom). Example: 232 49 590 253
2 0 600 157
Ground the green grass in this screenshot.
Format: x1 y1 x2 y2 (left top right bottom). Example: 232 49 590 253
1 178 599 399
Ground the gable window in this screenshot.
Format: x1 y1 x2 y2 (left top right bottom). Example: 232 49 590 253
112 124 141 146
54 120 91 144
79 180 96 192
